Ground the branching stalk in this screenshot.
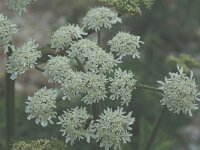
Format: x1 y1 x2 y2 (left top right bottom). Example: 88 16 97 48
5 45 15 148
137 84 163 93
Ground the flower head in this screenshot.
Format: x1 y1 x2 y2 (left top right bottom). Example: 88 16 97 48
5 0 36 15
68 39 101 63
6 40 41 80
85 49 118 74
61 72 85 100
83 7 121 31
43 56 73 83
25 87 58 127
57 107 94 145
109 68 137 106
108 32 144 59
82 73 107 104
69 39 118 74
94 107 135 150
0 14 18 52
51 24 87 50
158 66 200 116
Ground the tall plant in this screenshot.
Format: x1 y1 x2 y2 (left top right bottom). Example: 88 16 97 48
1 0 200 150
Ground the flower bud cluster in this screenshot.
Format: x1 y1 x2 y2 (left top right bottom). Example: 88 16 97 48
85 49 117 74
94 107 135 149
83 7 121 31
108 32 144 59
57 106 135 150
81 73 108 104
51 24 87 50
158 66 200 116
6 40 41 80
68 39 101 63
69 39 117 74
57 107 94 145
61 72 85 100
0 14 18 52
25 87 58 127
43 56 73 83
109 68 137 106
61 71 108 105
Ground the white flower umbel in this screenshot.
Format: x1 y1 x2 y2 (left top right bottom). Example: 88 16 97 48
61 72 85 100
25 87 57 127
51 24 87 51
83 7 121 31
68 39 101 63
82 73 107 104
5 0 36 15
108 32 144 59
158 66 200 116
69 39 118 74
85 50 118 74
57 107 94 145
43 56 73 83
109 68 137 106
0 14 18 52
6 40 41 80
94 107 135 150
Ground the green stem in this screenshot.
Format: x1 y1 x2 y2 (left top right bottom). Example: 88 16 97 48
35 65 44 72
5 45 15 149
91 103 99 120
91 30 102 121
136 84 162 93
75 58 86 73
75 57 99 120
97 30 101 45
144 107 167 150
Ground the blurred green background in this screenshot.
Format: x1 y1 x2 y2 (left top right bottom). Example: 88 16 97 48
1 0 200 149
